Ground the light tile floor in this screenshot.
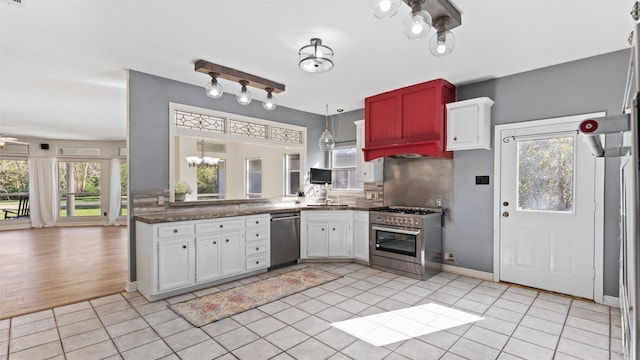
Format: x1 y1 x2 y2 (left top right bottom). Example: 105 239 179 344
0 262 624 360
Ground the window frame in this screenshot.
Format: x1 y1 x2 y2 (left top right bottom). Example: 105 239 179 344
329 145 363 192
245 157 263 199
284 153 301 197
196 159 227 200
0 156 30 222
57 159 104 219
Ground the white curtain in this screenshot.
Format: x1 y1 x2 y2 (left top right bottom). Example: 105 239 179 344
29 157 58 228
107 158 122 225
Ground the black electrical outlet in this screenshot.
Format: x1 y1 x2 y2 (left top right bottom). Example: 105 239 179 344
476 175 490 185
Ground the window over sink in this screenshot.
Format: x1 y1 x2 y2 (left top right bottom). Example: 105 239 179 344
331 146 362 191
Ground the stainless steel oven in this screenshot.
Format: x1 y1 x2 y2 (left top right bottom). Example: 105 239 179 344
370 207 443 280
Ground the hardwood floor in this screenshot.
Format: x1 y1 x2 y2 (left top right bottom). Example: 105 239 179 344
0 226 128 320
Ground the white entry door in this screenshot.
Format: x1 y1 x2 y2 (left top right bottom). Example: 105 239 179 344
497 116 600 299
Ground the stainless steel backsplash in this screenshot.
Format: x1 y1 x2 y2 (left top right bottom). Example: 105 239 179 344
383 156 453 224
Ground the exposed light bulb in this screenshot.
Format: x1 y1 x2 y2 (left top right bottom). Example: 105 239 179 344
429 22 455 57
379 0 391 12
437 43 447 54
263 88 277 111
236 80 252 105
369 0 401 19
205 73 223 98
403 9 431 40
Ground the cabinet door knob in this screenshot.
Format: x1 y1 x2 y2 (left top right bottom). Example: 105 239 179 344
226 239 229 242
321 228 324 231
182 245 187 249
256 247 259 251
453 136 458 141
256 261 259 264
255 221 259 224
213 241 217 245
255 233 259 237
173 229 178 233
219 224 223 228
332 228 336 231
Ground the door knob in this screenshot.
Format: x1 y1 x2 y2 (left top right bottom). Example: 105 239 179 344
226 239 229 242
503 201 509 207
502 211 509 217
182 245 187 249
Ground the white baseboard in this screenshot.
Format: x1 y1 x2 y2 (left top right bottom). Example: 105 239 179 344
124 281 137 292
442 264 494 281
603 295 620 308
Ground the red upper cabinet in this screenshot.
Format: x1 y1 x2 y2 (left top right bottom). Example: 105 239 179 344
363 79 456 161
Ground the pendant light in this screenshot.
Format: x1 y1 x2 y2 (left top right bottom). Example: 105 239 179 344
318 105 336 151
299 38 334 73
205 72 223 98
370 0 402 19
403 0 432 40
236 80 252 105
429 16 455 56
263 87 277 110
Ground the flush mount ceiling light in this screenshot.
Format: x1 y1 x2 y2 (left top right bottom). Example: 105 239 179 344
185 139 220 167
195 60 285 110
370 0 461 55
298 38 334 73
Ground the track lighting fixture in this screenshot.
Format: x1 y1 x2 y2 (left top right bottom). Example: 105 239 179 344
195 60 285 108
369 0 461 56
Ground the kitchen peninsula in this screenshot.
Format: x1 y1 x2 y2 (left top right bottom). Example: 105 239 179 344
134 202 374 301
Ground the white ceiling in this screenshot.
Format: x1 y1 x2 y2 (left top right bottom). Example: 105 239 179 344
0 0 633 141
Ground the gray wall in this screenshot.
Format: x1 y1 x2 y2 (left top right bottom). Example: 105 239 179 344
450 49 629 296
128 70 329 280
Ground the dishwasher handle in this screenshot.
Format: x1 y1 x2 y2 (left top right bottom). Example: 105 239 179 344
271 214 300 222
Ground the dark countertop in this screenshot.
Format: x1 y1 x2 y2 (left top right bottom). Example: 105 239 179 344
134 204 383 224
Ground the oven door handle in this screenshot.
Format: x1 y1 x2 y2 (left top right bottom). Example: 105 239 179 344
371 225 421 236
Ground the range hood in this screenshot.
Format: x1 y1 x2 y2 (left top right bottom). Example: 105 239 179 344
362 79 456 161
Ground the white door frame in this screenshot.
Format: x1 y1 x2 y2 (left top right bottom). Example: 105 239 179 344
493 112 606 303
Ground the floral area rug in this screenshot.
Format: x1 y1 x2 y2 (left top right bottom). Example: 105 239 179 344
169 268 341 327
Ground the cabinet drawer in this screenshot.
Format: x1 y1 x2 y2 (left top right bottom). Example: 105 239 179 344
245 215 269 228
245 255 269 271
245 229 268 241
245 241 269 257
157 223 193 238
196 218 244 234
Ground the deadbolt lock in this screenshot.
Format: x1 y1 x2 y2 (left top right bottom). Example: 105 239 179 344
502 211 509 217
503 201 509 207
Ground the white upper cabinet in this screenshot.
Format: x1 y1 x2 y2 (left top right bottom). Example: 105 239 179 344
355 120 383 182
446 97 494 151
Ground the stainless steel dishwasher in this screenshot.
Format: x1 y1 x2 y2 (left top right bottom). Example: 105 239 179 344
270 212 300 269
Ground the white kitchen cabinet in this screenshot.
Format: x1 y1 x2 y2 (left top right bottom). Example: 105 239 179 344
353 211 369 262
136 214 271 301
219 231 243 276
354 120 383 182
446 97 494 151
196 235 220 282
244 214 270 271
158 236 195 292
301 211 353 259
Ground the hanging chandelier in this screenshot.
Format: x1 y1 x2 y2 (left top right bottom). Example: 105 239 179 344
369 0 461 56
185 139 220 167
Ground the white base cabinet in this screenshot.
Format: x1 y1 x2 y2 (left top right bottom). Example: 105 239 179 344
301 211 369 262
136 214 270 301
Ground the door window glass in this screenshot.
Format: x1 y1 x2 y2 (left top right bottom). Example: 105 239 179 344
517 136 574 212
